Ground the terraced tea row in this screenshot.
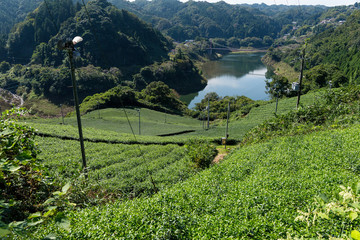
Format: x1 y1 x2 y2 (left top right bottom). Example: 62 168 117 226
37 137 196 196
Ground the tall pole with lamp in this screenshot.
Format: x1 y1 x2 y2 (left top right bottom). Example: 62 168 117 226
58 36 87 178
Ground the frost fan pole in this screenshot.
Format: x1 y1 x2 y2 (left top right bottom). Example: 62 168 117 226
58 37 87 179
224 101 230 149
296 48 305 109
207 99 210 129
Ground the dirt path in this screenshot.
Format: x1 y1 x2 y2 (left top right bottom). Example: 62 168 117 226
213 153 227 164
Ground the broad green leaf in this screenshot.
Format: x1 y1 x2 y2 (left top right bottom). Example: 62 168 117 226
9 165 21 172
46 206 57 211
43 198 55 205
351 202 360 210
349 212 358 221
44 233 57 240
52 191 62 196
15 152 32 161
356 182 360 194
0 129 14 137
27 219 44 227
351 230 360 240
317 212 329 220
61 182 71 194
58 219 70 232
28 212 41 219
43 207 57 218
9 221 26 229
319 193 329 203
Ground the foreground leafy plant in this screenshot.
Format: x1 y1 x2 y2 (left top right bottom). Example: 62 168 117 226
0 108 52 227
294 184 360 239
0 108 77 238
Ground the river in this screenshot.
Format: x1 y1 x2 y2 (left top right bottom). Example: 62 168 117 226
181 52 270 109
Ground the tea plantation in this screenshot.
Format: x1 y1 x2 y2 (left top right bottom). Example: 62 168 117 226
28 124 360 239
5 86 360 239
36 137 196 196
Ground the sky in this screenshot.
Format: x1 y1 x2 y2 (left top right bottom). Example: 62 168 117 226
177 0 357 7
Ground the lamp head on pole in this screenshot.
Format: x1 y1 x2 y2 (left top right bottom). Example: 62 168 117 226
57 36 83 54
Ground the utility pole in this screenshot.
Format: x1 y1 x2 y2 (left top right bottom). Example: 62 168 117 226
224 101 230 149
137 109 141 135
275 91 279 114
58 37 87 178
202 113 205 129
207 98 210 129
297 48 305 109
68 49 87 178
97 100 100 119
60 104 65 124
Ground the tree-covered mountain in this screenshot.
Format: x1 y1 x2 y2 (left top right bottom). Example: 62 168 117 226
5 0 171 68
109 0 329 42
264 8 360 96
0 0 206 109
6 0 78 64
0 0 43 35
303 10 360 85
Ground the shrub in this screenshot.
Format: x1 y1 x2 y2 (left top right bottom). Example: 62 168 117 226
184 139 217 169
0 108 53 225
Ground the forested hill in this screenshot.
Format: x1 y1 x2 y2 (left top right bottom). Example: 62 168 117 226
304 10 360 85
108 0 328 42
268 9 360 93
5 0 171 68
0 0 43 35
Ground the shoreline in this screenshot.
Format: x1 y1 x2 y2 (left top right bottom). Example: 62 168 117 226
231 48 268 54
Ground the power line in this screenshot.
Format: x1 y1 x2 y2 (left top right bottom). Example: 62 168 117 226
121 106 158 192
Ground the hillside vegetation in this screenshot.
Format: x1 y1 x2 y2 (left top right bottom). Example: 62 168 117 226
265 9 360 96
109 0 328 43
27 123 360 239
3 0 360 238
0 0 204 111
0 0 42 35
3 83 360 238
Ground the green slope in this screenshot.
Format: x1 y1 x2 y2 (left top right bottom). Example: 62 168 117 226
22 90 320 144
29 123 360 239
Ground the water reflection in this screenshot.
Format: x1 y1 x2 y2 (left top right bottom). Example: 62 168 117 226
182 53 270 109
202 53 266 79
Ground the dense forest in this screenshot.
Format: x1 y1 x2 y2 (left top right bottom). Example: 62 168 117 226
0 0 359 112
264 7 360 96
0 0 43 35
0 0 206 108
108 0 328 42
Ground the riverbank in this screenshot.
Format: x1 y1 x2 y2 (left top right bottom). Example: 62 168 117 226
231 48 268 54
261 54 299 81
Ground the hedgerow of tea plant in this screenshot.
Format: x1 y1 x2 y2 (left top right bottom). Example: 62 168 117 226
27 124 360 239
243 85 360 144
36 137 197 197
184 139 217 169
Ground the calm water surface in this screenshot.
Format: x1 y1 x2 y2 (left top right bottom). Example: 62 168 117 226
182 53 270 109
